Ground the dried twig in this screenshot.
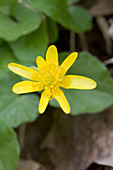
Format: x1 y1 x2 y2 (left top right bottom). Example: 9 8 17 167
79 33 88 51
104 58 113 65
70 31 75 52
96 16 112 55
18 123 26 149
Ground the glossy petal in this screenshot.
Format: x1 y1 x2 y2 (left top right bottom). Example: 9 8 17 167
60 75 97 89
12 81 44 94
8 63 41 81
57 52 78 77
52 88 70 114
30 66 39 71
46 45 59 66
38 88 51 114
36 56 47 74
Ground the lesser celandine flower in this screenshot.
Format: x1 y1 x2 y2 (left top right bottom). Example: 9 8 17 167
8 45 97 114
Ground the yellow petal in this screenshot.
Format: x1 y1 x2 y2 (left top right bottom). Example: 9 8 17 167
36 56 47 75
46 45 59 66
57 52 78 77
52 88 70 114
30 66 39 71
8 63 41 81
60 75 97 89
38 88 51 114
12 81 44 94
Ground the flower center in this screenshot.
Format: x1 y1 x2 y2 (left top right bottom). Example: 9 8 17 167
41 64 62 90
45 74 56 88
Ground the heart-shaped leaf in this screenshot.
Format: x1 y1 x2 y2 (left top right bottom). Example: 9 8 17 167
0 45 39 127
50 52 113 115
9 23 48 64
0 0 42 41
0 119 19 170
23 0 92 33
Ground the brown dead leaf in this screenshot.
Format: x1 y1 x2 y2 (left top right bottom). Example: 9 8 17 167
89 0 113 16
18 160 45 170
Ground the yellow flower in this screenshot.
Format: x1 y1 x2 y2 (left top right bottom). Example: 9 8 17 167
8 45 97 114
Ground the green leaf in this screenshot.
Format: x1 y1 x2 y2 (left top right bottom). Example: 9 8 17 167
50 52 113 115
0 78 39 127
0 45 39 127
0 119 19 170
68 6 92 33
0 0 13 16
9 23 48 64
23 0 69 28
0 44 16 80
67 0 81 5
23 0 92 33
47 17 59 43
0 1 42 41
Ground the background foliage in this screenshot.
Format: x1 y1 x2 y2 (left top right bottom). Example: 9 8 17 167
0 0 113 169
